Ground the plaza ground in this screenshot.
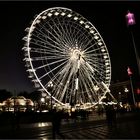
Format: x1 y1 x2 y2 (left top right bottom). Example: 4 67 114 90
0 111 140 139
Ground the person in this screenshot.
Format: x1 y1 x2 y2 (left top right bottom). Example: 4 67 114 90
51 108 65 139
105 105 117 127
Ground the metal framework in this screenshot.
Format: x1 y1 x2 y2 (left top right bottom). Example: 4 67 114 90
22 7 112 109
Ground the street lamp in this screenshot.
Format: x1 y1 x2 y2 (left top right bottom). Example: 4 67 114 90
47 81 53 110
124 87 129 104
125 10 140 77
127 67 136 106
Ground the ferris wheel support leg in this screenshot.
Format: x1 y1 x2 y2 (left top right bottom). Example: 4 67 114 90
100 82 117 103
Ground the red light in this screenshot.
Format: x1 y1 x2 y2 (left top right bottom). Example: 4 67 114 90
136 88 140 94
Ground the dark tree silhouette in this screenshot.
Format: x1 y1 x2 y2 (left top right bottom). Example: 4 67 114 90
28 90 41 102
0 89 12 102
18 91 29 98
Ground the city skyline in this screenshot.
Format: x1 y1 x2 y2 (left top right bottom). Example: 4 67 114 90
0 1 140 93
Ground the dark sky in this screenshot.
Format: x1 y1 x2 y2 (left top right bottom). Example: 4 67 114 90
0 1 140 93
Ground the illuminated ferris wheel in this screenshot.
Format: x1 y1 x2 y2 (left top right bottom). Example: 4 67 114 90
22 7 112 108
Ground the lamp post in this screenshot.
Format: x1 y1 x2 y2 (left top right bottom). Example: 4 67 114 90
48 81 53 111
125 11 140 77
124 87 129 104
127 67 136 106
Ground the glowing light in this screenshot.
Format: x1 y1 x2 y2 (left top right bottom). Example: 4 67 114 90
67 14 72 17
25 27 29 32
101 48 105 52
54 12 59 16
74 17 78 20
42 16 47 19
90 30 95 34
85 25 89 28
98 42 103 46
105 63 109 66
26 69 35 72
61 12 66 16
48 13 52 17
94 85 99 91
79 20 84 24
41 97 45 103
76 78 78 90
94 35 99 40
106 70 110 73
36 20 40 24
126 11 136 26
103 55 108 59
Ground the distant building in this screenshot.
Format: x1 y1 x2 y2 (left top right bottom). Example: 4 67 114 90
1 96 34 112
110 80 140 108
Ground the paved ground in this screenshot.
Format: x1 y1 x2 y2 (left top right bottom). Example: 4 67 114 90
0 112 140 139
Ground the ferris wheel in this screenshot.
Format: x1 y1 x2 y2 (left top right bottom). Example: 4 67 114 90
22 7 112 108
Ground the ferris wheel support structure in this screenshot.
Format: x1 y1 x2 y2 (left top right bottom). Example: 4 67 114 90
22 7 115 109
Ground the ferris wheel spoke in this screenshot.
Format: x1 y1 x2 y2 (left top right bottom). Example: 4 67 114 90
31 54 67 62
62 22 76 46
79 72 96 103
47 58 69 67
58 65 77 102
37 22 64 46
44 54 69 60
85 46 105 54
31 38 67 55
70 23 84 42
44 61 71 90
42 21 70 51
30 38 59 52
82 56 106 75
87 59 106 73
30 47 48 54
56 65 76 101
35 25 68 52
84 42 99 53
86 59 105 70
54 63 74 100
53 74 70 100
51 17 74 47
55 16 76 47
76 29 90 47
67 22 82 45
80 67 99 102
82 37 97 51
34 58 68 71
39 60 68 80
51 61 71 83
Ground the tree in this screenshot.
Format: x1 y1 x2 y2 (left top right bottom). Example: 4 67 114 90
18 91 29 98
0 89 12 102
28 90 41 102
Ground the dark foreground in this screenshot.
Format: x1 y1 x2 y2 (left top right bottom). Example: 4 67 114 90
0 111 140 139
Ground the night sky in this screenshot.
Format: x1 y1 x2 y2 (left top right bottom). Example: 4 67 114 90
0 1 140 93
